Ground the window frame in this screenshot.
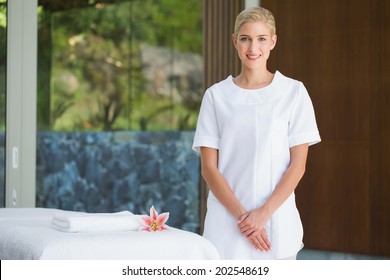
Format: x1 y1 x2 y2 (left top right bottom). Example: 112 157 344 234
5 0 37 207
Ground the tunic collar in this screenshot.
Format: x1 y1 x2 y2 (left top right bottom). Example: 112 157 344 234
221 71 290 105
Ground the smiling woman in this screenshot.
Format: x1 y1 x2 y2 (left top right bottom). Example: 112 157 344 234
193 6 321 260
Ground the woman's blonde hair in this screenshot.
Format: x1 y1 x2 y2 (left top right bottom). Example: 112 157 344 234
234 6 276 36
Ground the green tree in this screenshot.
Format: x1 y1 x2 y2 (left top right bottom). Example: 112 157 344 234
37 0 203 131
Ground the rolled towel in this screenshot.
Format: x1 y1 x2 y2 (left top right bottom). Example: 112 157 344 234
51 211 141 233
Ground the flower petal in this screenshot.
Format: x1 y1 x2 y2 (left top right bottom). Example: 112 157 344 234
156 212 169 225
160 224 170 231
150 205 158 220
140 215 153 226
138 225 149 231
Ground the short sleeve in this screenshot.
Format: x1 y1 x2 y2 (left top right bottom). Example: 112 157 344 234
192 90 220 153
288 82 321 147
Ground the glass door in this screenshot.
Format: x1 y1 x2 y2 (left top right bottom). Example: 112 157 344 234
0 0 6 207
36 0 203 232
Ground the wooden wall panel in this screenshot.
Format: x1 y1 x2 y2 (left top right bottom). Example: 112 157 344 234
261 0 390 256
370 0 390 257
203 0 244 89
301 143 370 254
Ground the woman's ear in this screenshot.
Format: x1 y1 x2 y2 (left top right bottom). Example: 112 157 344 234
270 34 277 50
232 33 238 49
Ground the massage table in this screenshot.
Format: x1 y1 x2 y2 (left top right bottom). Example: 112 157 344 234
0 208 220 260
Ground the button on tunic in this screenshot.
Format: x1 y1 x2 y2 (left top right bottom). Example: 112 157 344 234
193 71 321 259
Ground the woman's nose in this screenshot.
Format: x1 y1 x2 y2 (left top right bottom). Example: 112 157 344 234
248 41 257 51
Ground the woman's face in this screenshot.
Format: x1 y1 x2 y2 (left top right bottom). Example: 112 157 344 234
233 21 277 70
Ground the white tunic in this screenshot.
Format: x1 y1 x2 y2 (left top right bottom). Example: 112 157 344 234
192 71 321 259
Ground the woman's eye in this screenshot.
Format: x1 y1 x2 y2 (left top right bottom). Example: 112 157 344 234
259 37 266 41
240 37 249 41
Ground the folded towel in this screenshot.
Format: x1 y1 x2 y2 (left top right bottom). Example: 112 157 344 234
51 211 141 233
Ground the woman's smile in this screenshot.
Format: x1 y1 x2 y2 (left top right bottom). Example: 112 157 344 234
247 54 261 60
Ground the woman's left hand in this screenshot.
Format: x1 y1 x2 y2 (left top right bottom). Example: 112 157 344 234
237 207 272 251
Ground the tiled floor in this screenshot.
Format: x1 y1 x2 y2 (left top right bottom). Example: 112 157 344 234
297 249 389 260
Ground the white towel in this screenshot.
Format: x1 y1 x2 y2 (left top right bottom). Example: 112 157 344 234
51 211 141 233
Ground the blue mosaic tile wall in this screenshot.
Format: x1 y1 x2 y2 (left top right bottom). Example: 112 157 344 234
36 131 200 233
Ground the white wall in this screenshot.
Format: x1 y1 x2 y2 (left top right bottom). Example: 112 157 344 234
245 0 260 8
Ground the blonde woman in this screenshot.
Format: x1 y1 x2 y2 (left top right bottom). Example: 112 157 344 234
193 6 321 260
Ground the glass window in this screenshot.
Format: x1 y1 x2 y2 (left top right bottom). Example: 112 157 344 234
36 0 203 232
0 0 6 208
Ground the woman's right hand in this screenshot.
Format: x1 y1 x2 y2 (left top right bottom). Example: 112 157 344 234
247 228 271 252
238 211 272 252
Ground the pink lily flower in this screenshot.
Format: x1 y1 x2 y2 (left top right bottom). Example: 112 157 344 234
139 205 170 232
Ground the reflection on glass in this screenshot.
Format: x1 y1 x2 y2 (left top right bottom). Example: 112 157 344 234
36 0 203 232
0 0 6 207
38 0 202 131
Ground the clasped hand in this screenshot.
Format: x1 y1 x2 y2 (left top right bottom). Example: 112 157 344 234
237 207 272 252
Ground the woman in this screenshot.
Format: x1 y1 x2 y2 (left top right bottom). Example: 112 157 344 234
192 6 321 260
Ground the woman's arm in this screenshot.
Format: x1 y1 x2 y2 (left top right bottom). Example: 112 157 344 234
201 146 271 251
237 144 309 246
200 147 247 220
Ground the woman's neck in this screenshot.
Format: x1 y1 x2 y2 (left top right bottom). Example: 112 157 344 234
233 68 274 90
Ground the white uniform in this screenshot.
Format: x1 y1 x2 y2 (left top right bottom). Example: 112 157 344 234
192 71 321 259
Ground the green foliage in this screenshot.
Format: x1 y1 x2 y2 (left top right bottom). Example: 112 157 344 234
37 0 203 132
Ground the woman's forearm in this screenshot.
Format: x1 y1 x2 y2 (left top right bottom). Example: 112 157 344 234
237 144 309 244
200 147 246 220
263 144 308 215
